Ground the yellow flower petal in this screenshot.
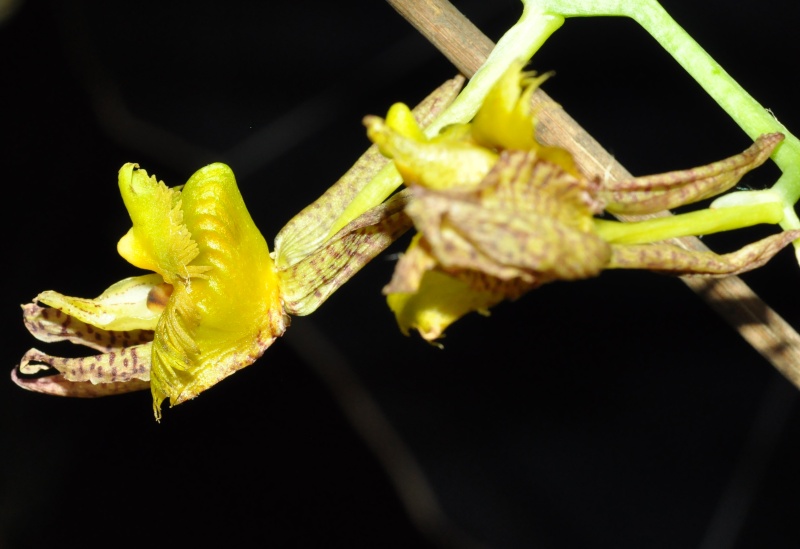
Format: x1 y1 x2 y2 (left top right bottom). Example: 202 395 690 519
471 59 550 151
147 163 286 418
387 270 502 344
34 273 166 332
385 102 427 141
364 114 498 190
117 163 203 282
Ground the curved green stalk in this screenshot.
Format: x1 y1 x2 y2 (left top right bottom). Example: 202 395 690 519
594 202 784 245
529 0 800 260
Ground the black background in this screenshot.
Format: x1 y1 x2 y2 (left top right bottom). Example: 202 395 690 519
3 1 800 548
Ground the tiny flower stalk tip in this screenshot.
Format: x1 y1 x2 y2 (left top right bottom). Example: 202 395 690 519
366 61 800 343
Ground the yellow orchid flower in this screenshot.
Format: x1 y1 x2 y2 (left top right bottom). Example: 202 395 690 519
365 61 800 343
13 76 465 420
16 163 288 420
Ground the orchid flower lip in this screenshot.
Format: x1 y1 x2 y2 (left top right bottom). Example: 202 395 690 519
13 163 289 419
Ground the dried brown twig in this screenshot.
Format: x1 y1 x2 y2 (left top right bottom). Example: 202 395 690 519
386 0 800 388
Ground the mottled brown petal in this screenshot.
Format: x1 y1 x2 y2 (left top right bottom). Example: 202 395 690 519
404 150 612 285
384 233 537 300
274 76 464 269
478 150 603 222
18 344 152 384
22 303 155 353
418 192 610 282
446 268 539 300
607 229 800 275
601 133 783 215
279 190 414 316
12 367 150 397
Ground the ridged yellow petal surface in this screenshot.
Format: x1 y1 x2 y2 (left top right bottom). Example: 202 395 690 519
122 163 286 418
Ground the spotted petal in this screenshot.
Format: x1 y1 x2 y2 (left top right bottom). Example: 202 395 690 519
274 76 465 268
471 59 549 151
33 273 166 335
14 275 160 396
608 229 800 275
12 364 150 398
600 133 783 214
22 300 155 354
279 189 413 316
16 345 151 387
406 151 610 285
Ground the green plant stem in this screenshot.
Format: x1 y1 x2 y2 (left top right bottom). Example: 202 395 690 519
531 0 800 253
594 202 784 245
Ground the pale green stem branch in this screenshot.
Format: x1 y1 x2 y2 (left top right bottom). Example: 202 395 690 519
529 0 800 257
422 4 563 135
594 202 783 245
